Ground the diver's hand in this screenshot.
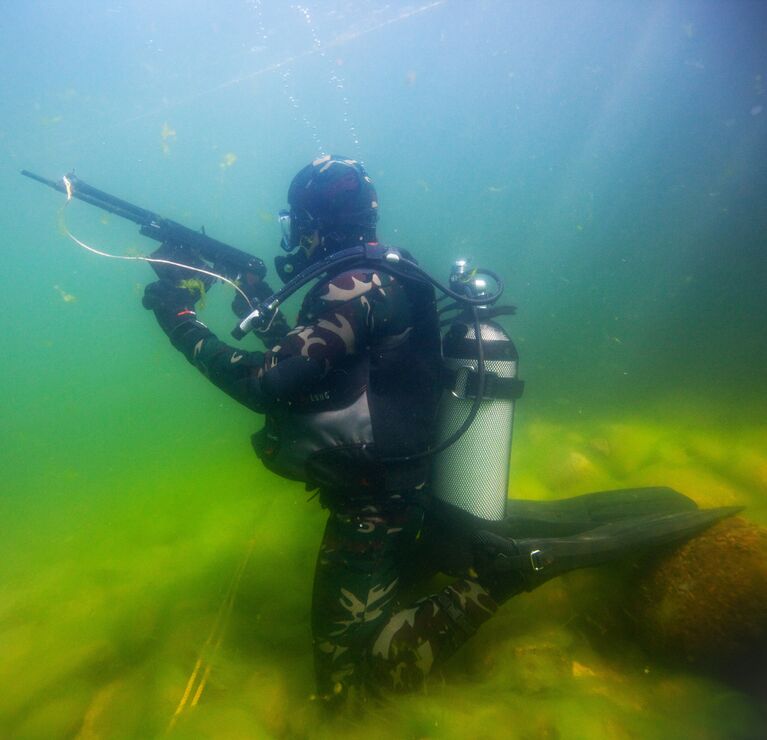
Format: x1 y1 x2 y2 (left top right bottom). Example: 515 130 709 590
231 272 275 319
231 275 290 347
142 279 212 345
148 242 215 291
142 279 200 312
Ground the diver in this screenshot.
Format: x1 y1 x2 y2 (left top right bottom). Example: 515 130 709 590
141 155 738 704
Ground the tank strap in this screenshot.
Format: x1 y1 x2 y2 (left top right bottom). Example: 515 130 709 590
444 367 525 400
445 337 518 361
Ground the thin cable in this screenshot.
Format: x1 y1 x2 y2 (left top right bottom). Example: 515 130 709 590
58 194 254 311
167 532 258 733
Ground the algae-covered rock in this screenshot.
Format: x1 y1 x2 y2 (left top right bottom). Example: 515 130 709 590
597 422 664 479
541 448 602 492
632 517 767 688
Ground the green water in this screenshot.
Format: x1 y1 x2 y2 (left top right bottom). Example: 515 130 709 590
2 1 766 738
3 408 765 738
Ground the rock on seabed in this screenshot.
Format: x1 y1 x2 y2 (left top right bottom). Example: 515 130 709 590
632 517 767 691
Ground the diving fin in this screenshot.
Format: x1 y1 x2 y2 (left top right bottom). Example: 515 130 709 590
419 487 702 580
502 486 699 538
475 505 743 599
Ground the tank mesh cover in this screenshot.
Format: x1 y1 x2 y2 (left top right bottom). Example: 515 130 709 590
432 322 517 521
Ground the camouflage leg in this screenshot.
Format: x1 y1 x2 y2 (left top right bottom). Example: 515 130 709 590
368 578 498 692
311 497 499 700
311 500 416 701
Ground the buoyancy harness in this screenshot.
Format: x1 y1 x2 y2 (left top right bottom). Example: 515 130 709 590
238 244 520 496
249 246 444 491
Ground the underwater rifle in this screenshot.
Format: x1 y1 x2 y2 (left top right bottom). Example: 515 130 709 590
20 170 268 285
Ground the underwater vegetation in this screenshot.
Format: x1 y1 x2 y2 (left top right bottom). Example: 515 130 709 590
2 0 765 736
1 406 765 739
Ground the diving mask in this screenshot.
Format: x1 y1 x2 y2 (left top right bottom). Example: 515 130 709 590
276 208 313 283
278 209 293 251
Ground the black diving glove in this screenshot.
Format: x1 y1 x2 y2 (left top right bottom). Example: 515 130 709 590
231 271 274 319
142 242 213 329
142 278 212 350
147 241 214 287
142 279 202 312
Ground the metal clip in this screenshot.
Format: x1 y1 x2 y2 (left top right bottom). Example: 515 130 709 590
529 549 545 572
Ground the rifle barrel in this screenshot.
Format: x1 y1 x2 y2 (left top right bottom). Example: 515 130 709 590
21 169 268 279
21 169 152 226
20 169 67 194
69 176 158 224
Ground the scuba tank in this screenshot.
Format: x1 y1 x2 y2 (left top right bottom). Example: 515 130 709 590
432 260 524 521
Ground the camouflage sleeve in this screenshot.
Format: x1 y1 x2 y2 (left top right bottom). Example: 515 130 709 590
263 268 411 375
158 316 271 412
156 269 408 412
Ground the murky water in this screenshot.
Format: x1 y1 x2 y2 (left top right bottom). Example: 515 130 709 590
2 2 765 737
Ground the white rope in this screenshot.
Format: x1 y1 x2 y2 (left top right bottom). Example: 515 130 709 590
59 177 254 311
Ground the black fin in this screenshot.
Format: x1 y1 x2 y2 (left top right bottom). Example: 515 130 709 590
501 487 698 538
476 505 743 586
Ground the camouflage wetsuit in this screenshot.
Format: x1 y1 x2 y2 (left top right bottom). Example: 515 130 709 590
149 266 500 699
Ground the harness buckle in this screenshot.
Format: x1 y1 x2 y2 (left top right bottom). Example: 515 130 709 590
529 549 545 572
